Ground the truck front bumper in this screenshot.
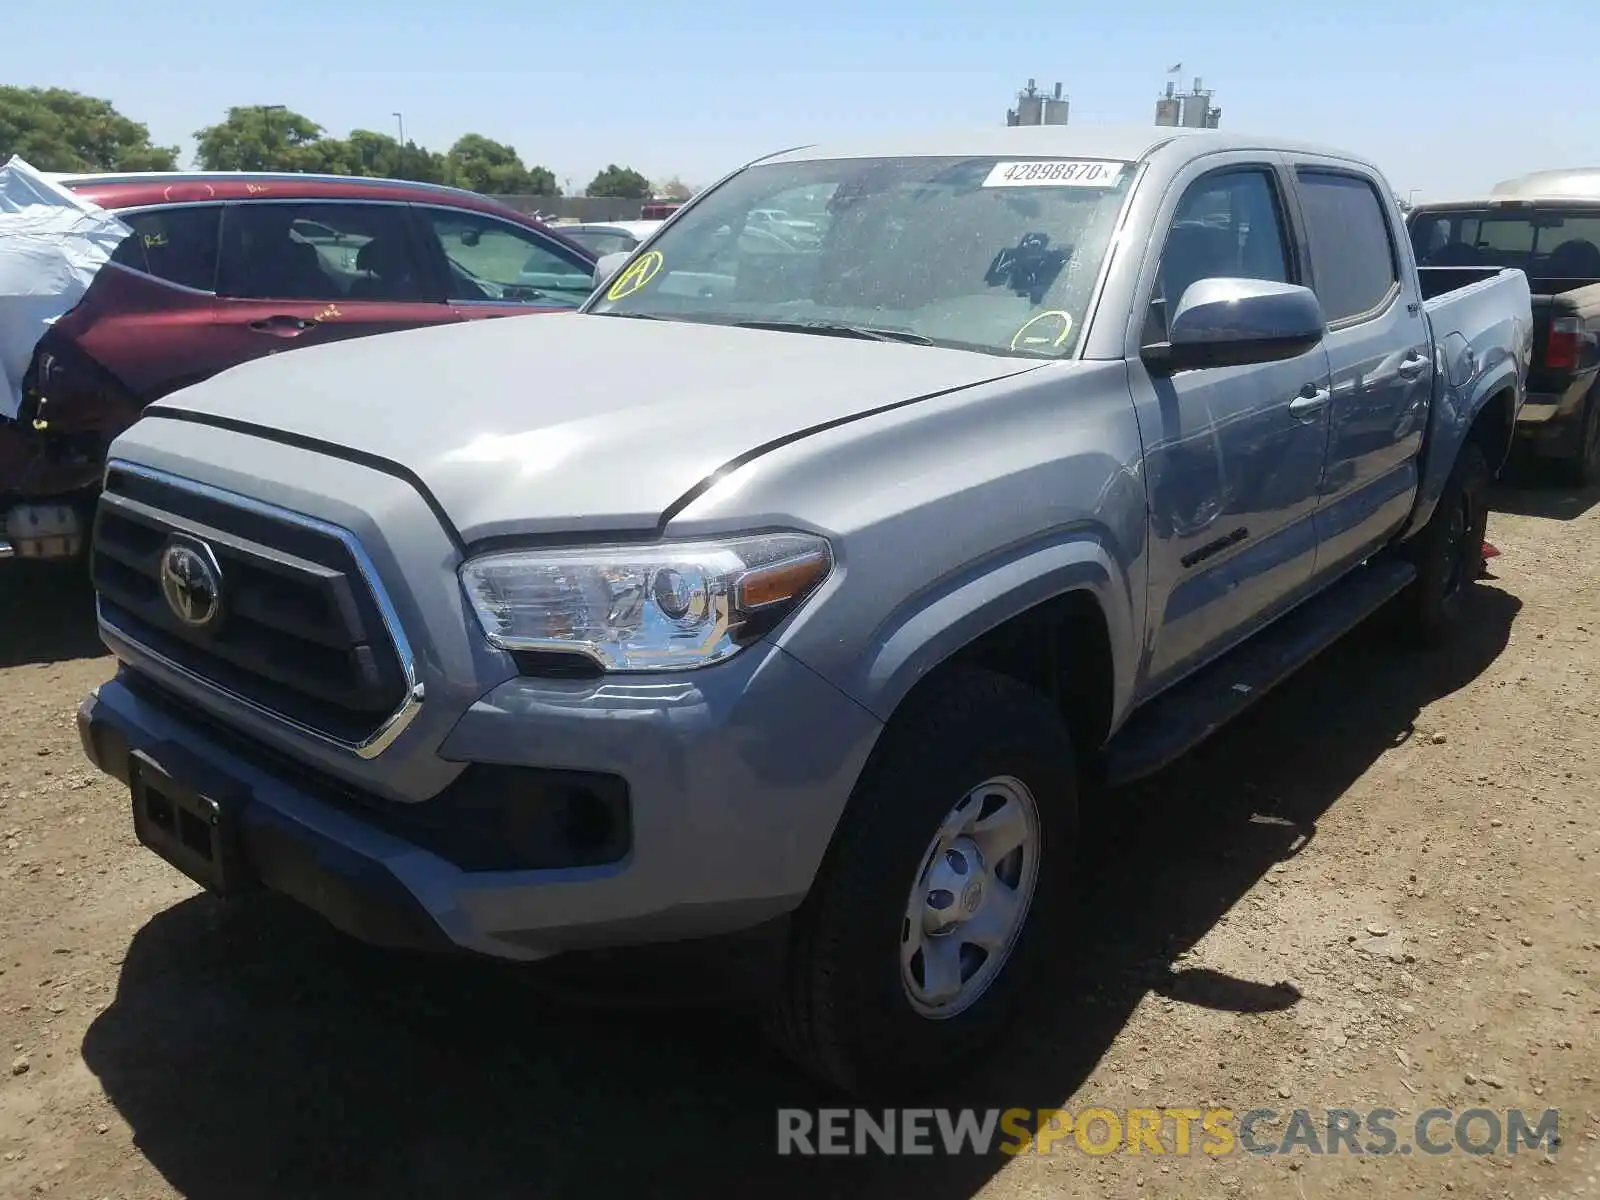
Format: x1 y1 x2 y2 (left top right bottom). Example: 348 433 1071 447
78 642 882 962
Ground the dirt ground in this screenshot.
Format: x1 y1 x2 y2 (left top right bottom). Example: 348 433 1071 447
0 474 1596 1200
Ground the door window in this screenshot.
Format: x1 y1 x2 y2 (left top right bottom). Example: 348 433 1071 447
564 229 639 258
109 206 223 292
1295 170 1400 323
1146 168 1292 342
418 209 595 307
217 203 432 302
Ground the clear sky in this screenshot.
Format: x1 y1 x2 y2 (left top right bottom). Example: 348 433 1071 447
3 0 1593 200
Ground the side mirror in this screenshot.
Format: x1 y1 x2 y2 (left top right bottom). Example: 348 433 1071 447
1142 278 1326 374
593 251 631 289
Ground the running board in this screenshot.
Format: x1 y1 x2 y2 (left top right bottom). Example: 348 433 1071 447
1100 555 1418 788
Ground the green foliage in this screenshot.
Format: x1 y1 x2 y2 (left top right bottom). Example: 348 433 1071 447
194 105 327 172
587 164 652 199
444 134 558 195
8 88 563 196
0 86 178 172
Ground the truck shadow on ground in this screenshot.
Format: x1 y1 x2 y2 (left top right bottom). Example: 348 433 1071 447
0 560 104 669
80 589 1520 1200
1489 452 1600 521
0 563 104 672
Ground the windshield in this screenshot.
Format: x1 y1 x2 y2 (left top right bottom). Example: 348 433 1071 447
1410 207 1600 286
583 154 1136 357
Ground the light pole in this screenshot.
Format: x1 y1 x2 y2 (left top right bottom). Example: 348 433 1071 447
1407 188 1420 208
393 112 406 147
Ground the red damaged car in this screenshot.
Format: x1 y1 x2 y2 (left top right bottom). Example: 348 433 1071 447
0 171 596 561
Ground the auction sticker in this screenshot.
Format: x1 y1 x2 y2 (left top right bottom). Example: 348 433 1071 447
606 250 665 301
982 160 1125 188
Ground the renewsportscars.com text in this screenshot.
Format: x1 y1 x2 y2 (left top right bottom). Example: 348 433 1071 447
776 1106 1561 1157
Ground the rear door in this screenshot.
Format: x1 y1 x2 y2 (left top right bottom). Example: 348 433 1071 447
64 203 227 401
209 200 456 368
1285 162 1433 579
410 205 596 321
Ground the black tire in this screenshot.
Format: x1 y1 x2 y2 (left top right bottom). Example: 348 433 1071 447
1401 439 1491 646
1561 391 1600 489
762 667 1078 1098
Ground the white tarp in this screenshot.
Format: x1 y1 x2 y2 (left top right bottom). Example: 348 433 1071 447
0 156 132 420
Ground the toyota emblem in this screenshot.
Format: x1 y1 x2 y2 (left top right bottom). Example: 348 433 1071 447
158 538 224 629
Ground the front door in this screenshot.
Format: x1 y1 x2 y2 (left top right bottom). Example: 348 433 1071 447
1126 159 1333 691
209 200 457 368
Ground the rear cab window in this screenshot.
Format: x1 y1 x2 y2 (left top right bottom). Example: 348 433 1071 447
1294 170 1400 323
109 206 223 292
1409 207 1600 287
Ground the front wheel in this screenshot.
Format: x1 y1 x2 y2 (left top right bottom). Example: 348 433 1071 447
762 667 1078 1098
1401 440 1491 645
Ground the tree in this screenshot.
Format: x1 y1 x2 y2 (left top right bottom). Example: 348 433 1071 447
194 105 329 172
587 164 652 199
0 86 177 172
655 176 694 201
323 130 446 184
442 134 549 195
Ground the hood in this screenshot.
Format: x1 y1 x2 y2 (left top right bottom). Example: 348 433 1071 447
147 313 1042 542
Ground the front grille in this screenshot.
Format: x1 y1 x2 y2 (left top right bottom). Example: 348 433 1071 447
91 464 412 747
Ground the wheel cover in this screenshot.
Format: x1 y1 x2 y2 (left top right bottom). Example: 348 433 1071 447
899 775 1043 1020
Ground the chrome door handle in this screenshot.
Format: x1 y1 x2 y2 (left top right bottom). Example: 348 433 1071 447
1288 385 1331 419
1397 351 1429 378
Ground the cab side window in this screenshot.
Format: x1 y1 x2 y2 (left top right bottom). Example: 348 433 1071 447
1294 170 1399 323
1145 168 1292 344
109 207 223 292
417 210 594 307
217 203 432 302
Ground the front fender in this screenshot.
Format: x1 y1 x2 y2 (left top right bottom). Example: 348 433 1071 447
845 527 1139 728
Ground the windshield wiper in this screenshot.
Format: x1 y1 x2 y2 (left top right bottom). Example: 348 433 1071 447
731 319 934 345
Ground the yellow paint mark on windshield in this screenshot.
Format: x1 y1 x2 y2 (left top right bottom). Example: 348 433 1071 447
1009 310 1075 352
606 250 664 301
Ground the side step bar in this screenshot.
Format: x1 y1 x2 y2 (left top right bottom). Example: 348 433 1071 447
1099 555 1418 788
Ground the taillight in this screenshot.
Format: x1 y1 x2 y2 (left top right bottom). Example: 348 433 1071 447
1546 316 1581 371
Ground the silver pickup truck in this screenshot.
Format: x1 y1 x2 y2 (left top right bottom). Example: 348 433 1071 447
75 125 1532 1097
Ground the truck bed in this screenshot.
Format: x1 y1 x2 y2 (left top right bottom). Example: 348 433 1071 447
1417 266 1532 339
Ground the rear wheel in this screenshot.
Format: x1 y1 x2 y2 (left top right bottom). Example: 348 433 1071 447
1401 440 1491 645
763 667 1078 1098
1562 391 1600 488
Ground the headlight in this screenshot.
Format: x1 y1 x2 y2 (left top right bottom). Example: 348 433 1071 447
459 532 833 672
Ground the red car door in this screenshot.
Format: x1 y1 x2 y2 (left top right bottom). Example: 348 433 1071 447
410 205 596 322
208 200 458 366
59 204 229 403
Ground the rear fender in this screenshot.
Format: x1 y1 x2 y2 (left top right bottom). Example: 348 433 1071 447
853 529 1138 730
1399 327 1524 541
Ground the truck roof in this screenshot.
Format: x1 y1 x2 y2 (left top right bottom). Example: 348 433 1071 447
754 124 1365 169
1414 168 1600 211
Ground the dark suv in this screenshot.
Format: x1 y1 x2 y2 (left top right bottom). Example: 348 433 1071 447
1 171 596 560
